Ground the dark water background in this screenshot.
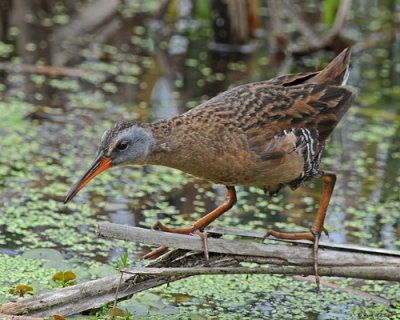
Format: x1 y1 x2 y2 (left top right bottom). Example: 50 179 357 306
0 0 399 318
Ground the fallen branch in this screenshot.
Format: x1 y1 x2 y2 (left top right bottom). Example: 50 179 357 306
2 223 399 317
97 222 400 270
120 265 400 281
208 225 400 256
0 314 43 320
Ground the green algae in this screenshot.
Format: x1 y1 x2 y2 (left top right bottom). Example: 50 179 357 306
0 100 140 259
105 275 400 319
0 251 119 303
2 87 400 316
0 41 13 58
0 1 400 319
0 254 58 303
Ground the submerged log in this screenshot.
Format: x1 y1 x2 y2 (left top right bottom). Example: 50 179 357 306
1 223 400 317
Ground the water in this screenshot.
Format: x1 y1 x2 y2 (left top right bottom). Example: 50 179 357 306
0 0 399 318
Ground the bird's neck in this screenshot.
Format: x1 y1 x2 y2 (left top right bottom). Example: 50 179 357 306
144 116 196 170
146 119 178 165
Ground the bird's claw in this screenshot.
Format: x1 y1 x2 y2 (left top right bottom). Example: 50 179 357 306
262 231 272 242
143 245 167 259
150 221 210 261
152 220 164 231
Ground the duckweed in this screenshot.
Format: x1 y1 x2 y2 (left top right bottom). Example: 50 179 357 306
1 1 400 319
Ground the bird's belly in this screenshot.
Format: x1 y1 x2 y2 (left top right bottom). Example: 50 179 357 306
184 155 304 189
152 128 304 188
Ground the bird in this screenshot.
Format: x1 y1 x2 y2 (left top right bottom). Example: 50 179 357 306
64 48 356 286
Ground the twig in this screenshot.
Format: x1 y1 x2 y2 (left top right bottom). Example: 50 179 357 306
0 314 43 320
267 0 288 52
120 265 400 281
0 62 88 77
51 0 119 66
281 0 322 47
326 0 352 39
154 0 173 20
112 272 123 310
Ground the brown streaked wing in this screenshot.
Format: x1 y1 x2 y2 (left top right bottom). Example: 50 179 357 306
287 84 356 141
264 71 319 87
249 131 306 187
232 83 356 144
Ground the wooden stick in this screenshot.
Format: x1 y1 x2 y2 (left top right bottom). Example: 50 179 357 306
208 226 400 256
281 0 322 47
97 222 400 267
0 62 88 77
51 0 119 66
326 0 352 39
120 265 400 281
0 314 43 320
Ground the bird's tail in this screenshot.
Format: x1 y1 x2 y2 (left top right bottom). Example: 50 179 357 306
307 48 352 86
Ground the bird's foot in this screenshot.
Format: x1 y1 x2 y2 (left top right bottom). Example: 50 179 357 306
152 221 195 234
264 228 327 292
143 221 209 261
143 245 168 259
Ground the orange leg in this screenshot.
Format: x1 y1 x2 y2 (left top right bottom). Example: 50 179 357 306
265 172 336 289
144 186 237 259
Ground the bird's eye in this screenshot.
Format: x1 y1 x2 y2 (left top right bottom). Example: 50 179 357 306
116 142 128 151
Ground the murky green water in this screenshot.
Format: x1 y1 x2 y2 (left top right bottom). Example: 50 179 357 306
0 0 400 319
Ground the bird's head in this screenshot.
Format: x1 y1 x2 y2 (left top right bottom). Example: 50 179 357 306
64 120 155 203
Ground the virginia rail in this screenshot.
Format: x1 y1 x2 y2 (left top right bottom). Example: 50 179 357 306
65 48 356 286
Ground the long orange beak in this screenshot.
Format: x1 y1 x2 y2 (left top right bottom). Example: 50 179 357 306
64 151 112 204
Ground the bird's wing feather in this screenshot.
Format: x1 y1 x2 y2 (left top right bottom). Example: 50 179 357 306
264 71 319 86
196 83 356 143
244 129 310 188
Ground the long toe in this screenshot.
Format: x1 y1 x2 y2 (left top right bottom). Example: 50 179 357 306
143 245 168 259
312 232 322 292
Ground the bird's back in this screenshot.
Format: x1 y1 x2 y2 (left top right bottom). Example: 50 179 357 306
150 49 356 190
188 48 356 143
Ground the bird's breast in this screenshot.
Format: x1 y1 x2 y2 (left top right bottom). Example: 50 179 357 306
148 128 304 188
